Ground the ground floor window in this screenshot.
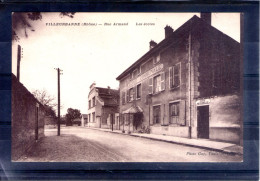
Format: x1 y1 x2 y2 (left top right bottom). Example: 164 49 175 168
92 112 95 122
153 105 161 124
169 102 180 124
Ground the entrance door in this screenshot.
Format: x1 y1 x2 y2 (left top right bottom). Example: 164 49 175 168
197 105 209 139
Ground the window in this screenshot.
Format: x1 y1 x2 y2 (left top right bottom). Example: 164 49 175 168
169 63 181 89
122 92 126 105
149 72 165 94
153 105 161 124
88 100 91 109
92 97 95 107
129 88 134 102
92 112 95 122
136 84 141 99
169 102 180 124
153 54 160 64
154 75 161 93
89 114 91 122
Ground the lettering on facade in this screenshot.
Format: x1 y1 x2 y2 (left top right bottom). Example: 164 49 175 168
196 99 210 105
128 64 164 88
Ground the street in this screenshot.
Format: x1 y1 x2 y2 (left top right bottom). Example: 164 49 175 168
18 126 242 162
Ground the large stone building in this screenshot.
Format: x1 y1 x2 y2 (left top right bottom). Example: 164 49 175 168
87 83 120 129
116 14 241 144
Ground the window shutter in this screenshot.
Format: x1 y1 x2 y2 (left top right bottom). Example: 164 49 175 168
179 100 186 126
169 67 173 89
133 86 136 100
148 77 153 94
127 89 130 102
161 72 165 91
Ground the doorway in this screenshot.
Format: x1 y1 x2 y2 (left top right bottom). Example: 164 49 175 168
197 105 209 139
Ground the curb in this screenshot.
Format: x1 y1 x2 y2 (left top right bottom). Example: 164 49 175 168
86 127 242 155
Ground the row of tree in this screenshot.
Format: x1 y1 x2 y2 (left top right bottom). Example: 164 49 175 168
32 89 81 126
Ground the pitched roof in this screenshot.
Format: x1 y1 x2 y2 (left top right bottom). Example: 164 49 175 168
96 87 119 106
116 15 239 80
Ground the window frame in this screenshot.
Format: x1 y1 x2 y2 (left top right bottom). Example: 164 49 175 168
169 102 180 125
153 105 161 124
169 62 181 90
136 83 141 100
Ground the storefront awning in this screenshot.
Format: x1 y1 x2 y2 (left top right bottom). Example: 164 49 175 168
122 105 143 114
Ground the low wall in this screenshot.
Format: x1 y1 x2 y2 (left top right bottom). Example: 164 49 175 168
151 125 189 138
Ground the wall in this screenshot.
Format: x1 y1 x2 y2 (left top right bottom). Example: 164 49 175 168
195 94 241 144
12 75 45 161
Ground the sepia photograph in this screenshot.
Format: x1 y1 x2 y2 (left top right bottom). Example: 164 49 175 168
11 12 243 162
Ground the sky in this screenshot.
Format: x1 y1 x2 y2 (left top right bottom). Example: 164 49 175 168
12 12 240 115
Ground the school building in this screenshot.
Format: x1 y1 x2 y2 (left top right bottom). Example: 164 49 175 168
116 14 242 144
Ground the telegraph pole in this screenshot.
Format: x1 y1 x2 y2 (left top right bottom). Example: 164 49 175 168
17 45 22 81
55 68 63 136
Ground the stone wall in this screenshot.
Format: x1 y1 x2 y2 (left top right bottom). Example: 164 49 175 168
11 75 45 161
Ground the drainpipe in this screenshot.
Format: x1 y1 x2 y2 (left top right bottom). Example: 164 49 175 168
188 30 192 139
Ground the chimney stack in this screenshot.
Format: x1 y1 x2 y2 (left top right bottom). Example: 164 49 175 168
201 13 211 25
164 25 174 38
149 40 157 50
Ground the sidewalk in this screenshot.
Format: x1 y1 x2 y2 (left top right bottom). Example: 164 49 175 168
85 127 243 155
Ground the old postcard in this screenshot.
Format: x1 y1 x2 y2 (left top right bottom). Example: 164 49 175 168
11 12 243 162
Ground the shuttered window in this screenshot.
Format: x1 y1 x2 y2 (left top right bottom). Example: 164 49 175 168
169 101 186 126
122 92 126 105
136 84 141 99
169 102 179 124
169 63 181 89
153 105 161 124
154 75 161 93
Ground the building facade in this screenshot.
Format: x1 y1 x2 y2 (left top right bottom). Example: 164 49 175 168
116 14 241 144
87 83 120 129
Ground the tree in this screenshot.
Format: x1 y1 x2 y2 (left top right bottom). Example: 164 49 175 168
65 108 81 126
12 12 75 41
32 89 57 117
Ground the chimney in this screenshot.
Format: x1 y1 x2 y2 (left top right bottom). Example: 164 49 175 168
164 25 174 38
90 82 96 89
149 40 157 50
201 13 211 25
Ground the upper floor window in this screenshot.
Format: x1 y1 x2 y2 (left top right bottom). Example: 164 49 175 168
92 97 96 107
169 63 181 89
136 84 141 99
154 75 161 93
122 91 126 105
129 88 134 102
149 72 165 94
88 100 91 109
153 54 160 64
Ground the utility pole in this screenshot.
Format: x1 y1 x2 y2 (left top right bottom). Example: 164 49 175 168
55 68 63 136
17 45 22 81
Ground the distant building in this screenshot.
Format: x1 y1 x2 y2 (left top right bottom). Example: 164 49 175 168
80 114 88 127
87 83 120 129
116 14 241 144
